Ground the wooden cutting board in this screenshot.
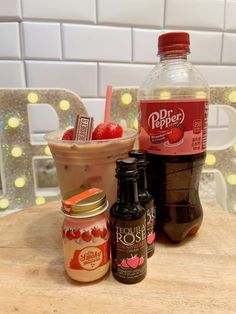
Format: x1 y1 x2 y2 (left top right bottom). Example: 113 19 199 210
0 202 235 314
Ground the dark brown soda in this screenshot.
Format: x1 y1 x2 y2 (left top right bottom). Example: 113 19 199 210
147 152 205 243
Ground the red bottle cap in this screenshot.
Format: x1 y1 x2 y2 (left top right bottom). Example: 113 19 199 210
158 32 190 54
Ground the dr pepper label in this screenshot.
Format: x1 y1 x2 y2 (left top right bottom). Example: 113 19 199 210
139 99 208 155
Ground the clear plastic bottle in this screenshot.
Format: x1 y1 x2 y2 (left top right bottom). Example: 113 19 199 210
138 32 209 243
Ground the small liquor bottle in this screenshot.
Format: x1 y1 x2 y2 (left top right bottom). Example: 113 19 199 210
110 158 147 284
129 150 156 258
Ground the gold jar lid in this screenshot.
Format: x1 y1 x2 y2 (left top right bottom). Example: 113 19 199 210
62 188 108 218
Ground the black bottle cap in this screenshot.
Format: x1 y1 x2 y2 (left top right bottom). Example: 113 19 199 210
129 150 148 167
116 158 138 180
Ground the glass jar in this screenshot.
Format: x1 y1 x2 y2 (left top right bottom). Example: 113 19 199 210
61 188 110 282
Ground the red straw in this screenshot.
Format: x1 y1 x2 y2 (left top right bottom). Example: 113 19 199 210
104 85 113 123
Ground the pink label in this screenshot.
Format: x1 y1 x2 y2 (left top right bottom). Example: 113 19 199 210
139 99 208 155
62 214 110 272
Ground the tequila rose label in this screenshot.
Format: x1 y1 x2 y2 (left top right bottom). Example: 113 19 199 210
111 217 147 282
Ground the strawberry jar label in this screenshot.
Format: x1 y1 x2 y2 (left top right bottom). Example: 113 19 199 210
62 220 110 281
111 217 147 282
139 99 208 155
69 241 110 271
61 188 110 282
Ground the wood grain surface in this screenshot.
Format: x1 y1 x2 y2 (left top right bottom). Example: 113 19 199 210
0 202 235 314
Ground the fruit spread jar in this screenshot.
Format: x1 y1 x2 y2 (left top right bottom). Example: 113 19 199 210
61 188 110 282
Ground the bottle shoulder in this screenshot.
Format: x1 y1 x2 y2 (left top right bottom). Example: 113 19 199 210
139 192 153 205
110 202 146 221
138 60 208 100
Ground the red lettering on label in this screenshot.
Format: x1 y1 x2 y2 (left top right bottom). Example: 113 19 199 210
69 241 110 271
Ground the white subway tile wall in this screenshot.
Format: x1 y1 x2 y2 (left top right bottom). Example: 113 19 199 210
0 0 21 21
165 0 225 31
23 22 62 60
25 61 97 97
99 63 153 96
133 29 163 63
222 33 236 64
0 0 235 128
0 23 21 58
186 31 222 65
196 65 236 84
22 0 96 23
0 61 25 87
225 0 236 31
63 24 131 62
97 0 165 27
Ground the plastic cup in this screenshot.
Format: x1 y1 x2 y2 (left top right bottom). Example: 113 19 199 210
45 128 137 206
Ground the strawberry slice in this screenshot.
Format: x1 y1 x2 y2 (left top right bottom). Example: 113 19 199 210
92 122 123 140
167 124 184 144
62 128 74 140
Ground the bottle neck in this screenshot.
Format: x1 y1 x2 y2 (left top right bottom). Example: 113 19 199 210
159 51 188 62
118 178 139 204
137 167 148 195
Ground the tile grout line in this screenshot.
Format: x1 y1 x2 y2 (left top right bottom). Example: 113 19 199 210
163 0 167 28
217 0 227 126
97 62 99 97
220 0 227 65
19 0 28 87
19 22 28 87
16 18 233 34
60 23 64 60
95 0 98 24
19 59 236 68
131 27 134 63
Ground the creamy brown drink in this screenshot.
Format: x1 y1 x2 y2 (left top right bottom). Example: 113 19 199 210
45 128 136 206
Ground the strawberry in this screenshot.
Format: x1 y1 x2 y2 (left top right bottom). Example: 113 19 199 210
167 125 184 144
120 259 129 269
147 232 155 245
81 230 92 242
101 227 108 239
126 255 140 269
91 227 101 238
92 122 123 140
138 256 144 266
66 229 75 240
62 128 74 140
74 229 81 239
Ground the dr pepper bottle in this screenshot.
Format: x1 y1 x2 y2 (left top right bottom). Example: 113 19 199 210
138 32 209 242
